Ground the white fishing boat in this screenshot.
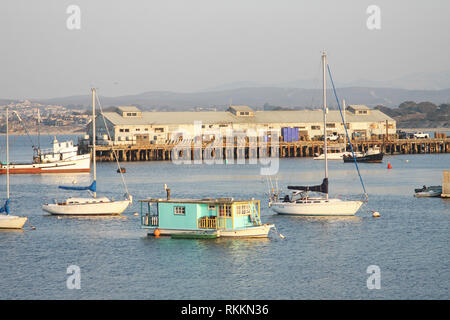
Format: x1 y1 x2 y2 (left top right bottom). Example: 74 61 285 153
269 52 365 216
42 88 132 216
0 107 28 229
0 110 90 174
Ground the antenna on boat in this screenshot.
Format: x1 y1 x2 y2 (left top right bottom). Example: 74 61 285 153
322 52 329 199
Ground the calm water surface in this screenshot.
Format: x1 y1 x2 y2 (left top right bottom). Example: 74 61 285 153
0 135 449 299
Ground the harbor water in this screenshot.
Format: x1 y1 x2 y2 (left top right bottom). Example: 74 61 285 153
0 135 449 299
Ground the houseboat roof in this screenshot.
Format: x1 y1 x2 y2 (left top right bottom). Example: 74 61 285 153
139 197 255 204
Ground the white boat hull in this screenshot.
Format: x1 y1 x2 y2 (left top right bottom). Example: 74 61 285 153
314 152 362 160
271 198 363 216
148 224 275 238
0 215 28 229
414 191 442 198
0 154 91 174
42 198 131 215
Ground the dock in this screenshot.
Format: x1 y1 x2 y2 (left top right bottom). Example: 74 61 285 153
80 137 450 162
442 170 450 198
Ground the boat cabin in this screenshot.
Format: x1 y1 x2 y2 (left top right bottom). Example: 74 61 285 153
139 197 263 236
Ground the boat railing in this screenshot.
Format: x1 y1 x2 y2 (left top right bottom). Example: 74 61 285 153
198 216 217 229
197 216 228 230
141 213 158 227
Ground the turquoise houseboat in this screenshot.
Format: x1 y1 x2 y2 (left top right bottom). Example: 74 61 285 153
140 195 274 238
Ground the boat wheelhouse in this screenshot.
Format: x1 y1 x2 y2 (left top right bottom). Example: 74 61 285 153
140 196 274 238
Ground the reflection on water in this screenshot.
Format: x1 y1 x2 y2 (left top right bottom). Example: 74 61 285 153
0 135 449 299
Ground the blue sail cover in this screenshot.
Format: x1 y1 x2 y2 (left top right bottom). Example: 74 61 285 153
59 181 96 192
0 199 10 214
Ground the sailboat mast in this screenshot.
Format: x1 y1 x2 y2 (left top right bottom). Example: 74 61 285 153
92 88 97 198
343 99 346 151
322 52 328 185
6 106 9 200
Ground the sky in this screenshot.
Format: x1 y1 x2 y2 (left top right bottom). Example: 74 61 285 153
1 0 450 99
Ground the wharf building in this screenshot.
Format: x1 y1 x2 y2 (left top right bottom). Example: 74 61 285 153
86 105 396 146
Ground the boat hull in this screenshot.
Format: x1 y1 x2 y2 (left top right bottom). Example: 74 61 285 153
414 191 442 197
271 199 363 216
0 154 91 174
146 224 275 238
343 153 384 163
42 199 131 215
0 215 27 229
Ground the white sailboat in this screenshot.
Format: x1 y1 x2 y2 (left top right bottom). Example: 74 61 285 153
42 88 132 215
270 53 364 216
0 107 28 228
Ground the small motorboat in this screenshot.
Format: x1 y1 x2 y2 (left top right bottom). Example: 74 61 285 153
414 185 442 198
117 168 126 173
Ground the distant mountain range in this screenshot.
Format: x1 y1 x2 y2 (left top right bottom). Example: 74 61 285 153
25 86 450 110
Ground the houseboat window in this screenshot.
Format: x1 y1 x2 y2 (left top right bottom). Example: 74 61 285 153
235 204 251 215
174 206 186 215
208 205 216 211
218 205 232 217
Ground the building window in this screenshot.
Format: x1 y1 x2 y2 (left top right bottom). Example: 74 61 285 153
219 124 228 128
136 128 140 131
218 205 232 217
208 205 216 211
326 123 336 128
155 128 164 133
145 128 148 131
174 206 185 215
119 129 124 132
124 129 130 132
311 125 321 130
235 204 251 216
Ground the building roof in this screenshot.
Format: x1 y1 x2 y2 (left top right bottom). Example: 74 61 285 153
347 104 370 110
228 105 254 112
100 108 394 126
117 106 141 113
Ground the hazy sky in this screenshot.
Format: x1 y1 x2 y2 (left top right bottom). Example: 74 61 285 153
1 0 449 99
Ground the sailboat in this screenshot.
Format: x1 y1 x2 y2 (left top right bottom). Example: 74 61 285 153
42 88 132 215
269 52 364 216
0 107 28 228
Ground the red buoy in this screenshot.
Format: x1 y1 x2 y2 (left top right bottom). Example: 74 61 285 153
387 162 392 169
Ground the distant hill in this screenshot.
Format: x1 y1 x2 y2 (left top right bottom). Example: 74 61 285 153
374 101 450 128
30 87 450 110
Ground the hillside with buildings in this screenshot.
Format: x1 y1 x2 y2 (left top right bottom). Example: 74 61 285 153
30 86 450 110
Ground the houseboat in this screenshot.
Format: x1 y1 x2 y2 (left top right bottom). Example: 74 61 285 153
140 194 274 238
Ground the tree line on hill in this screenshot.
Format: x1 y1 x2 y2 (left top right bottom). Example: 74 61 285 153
374 101 450 128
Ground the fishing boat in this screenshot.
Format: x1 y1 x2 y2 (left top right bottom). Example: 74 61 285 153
414 185 442 198
0 110 90 174
42 88 132 215
269 52 365 216
140 188 274 238
0 107 28 229
343 147 384 163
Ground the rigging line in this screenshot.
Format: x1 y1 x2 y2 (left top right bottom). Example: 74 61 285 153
326 64 368 200
11 110 37 150
95 93 130 196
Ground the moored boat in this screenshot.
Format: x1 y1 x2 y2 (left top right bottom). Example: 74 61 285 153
414 185 442 198
140 191 274 238
343 151 384 163
0 138 90 174
0 107 28 229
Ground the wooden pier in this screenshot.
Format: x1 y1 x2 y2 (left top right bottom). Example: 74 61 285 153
81 137 450 162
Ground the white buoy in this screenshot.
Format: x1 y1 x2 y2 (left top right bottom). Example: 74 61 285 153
372 211 380 218
133 212 139 216
405 160 409 163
